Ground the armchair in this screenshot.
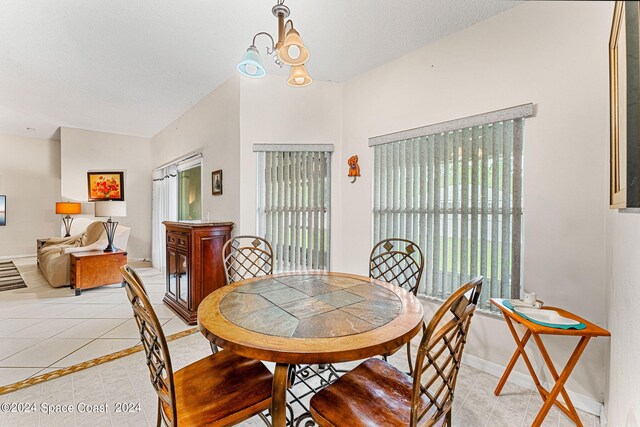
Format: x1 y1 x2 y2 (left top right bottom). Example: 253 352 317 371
38 221 131 287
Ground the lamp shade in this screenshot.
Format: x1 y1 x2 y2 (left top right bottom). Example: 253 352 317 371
56 202 81 215
237 46 266 78
278 28 309 66
94 201 126 218
287 64 312 87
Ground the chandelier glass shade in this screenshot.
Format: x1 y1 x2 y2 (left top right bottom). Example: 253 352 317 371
278 28 309 66
287 64 312 87
237 46 266 78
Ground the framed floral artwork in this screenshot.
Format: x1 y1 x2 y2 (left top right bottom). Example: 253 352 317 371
212 170 223 195
87 172 124 201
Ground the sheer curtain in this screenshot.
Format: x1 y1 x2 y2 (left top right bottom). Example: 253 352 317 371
152 165 177 272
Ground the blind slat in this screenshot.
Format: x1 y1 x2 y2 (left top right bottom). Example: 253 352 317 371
501 122 513 298
452 131 460 286
491 122 502 305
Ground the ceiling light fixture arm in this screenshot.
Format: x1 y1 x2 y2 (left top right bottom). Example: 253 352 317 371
284 19 294 33
251 32 277 55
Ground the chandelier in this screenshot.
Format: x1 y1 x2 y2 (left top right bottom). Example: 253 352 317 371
237 0 312 87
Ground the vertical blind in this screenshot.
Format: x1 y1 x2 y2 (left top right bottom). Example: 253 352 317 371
372 118 524 311
256 146 332 272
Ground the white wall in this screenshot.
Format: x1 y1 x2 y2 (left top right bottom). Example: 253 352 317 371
60 127 151 259
606 210 640 424
151 77 241 226
238 76 343 240
0 134 60 257
335 1 612 409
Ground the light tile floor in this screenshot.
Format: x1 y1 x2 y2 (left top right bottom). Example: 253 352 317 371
0 258 600 426
0 331 600 427
0 257 192 387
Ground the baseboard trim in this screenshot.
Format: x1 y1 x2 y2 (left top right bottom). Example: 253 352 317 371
0 255 148 263
0 254 35 261
462 353 604 417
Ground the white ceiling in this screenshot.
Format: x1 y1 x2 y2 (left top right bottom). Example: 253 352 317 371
0 0 518 140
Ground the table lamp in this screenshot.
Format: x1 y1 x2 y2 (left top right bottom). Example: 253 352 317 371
55 202 82 237
94 200 127 252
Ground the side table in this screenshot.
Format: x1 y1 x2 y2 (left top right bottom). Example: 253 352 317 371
70 250 127 296
490 298 610 426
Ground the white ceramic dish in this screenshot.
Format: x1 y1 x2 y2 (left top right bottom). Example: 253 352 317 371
514 307 580 326
508 299 543 309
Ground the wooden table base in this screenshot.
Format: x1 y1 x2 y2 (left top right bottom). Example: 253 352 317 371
494 316 589 426
272 363 290 427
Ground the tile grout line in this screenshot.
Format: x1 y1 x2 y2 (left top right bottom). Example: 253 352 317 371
96 364 115 427
123 357 153 427
0 338 49 364
452 369 479 419
45 337 101 371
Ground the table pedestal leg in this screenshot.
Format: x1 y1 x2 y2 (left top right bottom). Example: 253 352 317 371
272 363 290 427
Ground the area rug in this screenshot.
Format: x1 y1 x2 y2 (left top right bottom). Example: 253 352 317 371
0 261 27 292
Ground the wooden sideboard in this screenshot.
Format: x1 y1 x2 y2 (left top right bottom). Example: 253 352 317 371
162 221 233 324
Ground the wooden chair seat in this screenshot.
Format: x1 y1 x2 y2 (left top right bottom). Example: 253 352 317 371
311 278 484 427
166 350 273 427
310 358 441 427
121 265 272 427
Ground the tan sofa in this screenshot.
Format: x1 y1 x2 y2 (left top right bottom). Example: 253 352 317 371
38 221 131 287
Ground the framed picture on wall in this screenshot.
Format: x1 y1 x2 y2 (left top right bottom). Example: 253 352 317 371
212 170 223 196
87 172 125 201
0 195 6 226
610 1 640 208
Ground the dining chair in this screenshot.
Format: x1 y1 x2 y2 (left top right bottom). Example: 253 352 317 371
121 265 273 427
369 237 425 372
223 235 274 284
369 237 424 295
309 277 483 427
217 235 273 355
222 236 335 424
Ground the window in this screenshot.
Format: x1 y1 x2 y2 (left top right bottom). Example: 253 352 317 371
256 145 333 272
370 105 532 310
152 154 202 271
178 164 202 221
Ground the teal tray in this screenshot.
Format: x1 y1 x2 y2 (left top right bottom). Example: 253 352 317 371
502 300 586 330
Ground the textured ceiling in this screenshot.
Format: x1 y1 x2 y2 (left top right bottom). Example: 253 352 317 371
0 0 519 140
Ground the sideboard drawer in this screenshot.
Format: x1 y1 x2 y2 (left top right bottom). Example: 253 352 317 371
167 232 189 250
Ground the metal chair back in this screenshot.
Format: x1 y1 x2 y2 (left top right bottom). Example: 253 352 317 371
369 238 425 295
410 277 483 426
121 265 177 426
223 235 274 284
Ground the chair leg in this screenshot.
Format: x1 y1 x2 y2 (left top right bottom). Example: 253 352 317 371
445 408 452 426
406 342 414 375
258 412 271 426
156 398 163 427
210 342 219 354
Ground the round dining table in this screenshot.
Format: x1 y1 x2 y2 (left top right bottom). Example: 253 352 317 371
197 272 424 427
